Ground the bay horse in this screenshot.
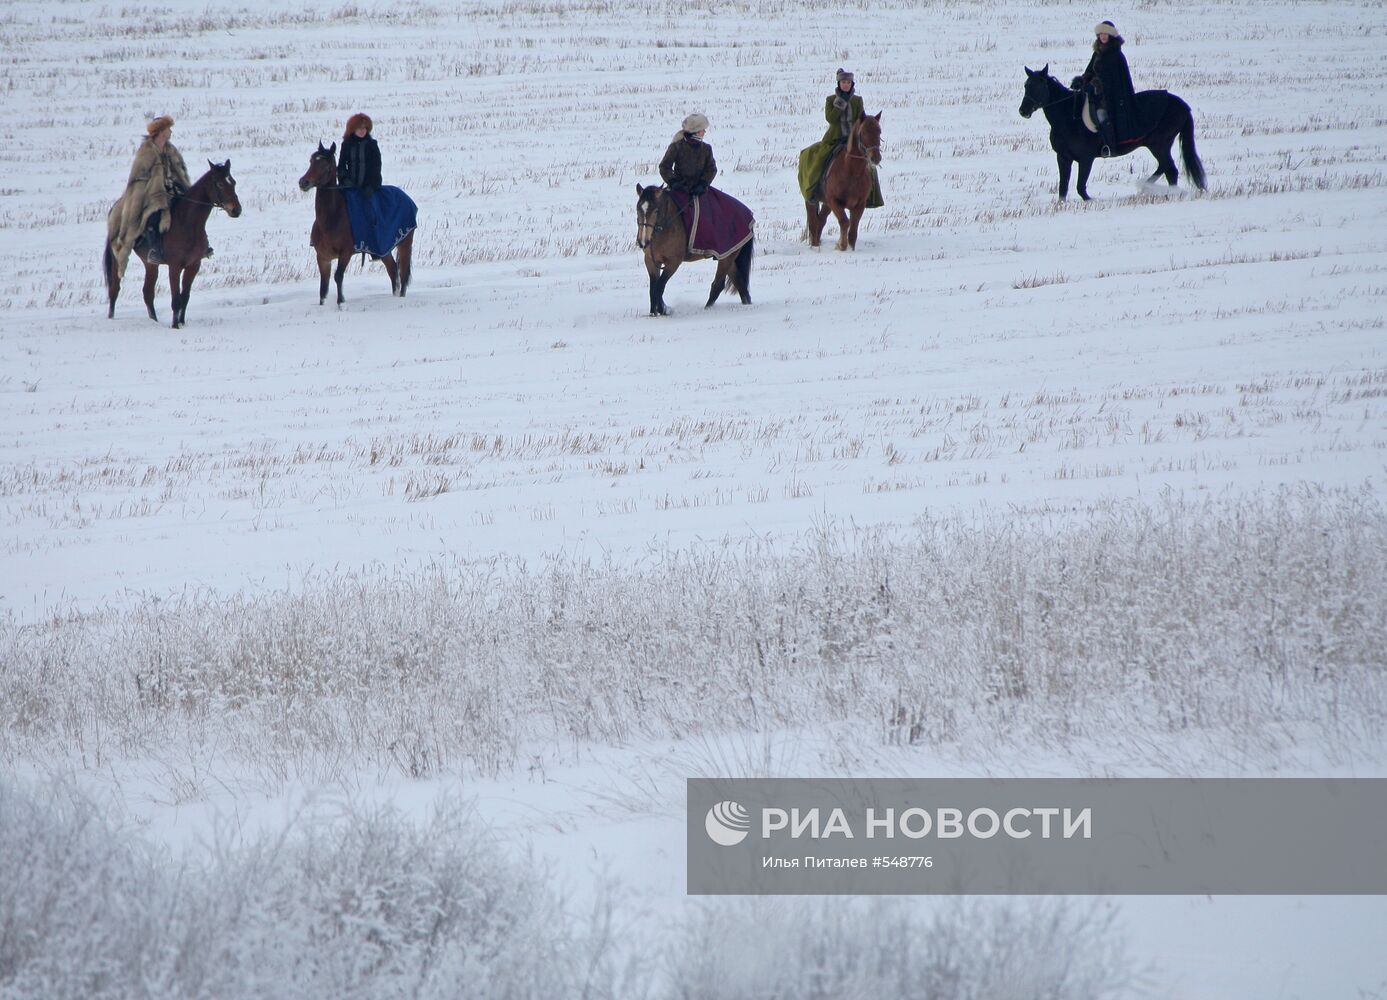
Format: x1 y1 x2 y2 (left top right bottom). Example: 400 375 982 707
635 185 753 316
297 142 412 306
103 161 241 328
1020 65 1206 200
806 112 882 251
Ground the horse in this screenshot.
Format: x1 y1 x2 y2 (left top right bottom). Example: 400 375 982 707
103 161 241 328
635 185 753 317
297 142 413 306
806 112 882 251
1019 65 1206 201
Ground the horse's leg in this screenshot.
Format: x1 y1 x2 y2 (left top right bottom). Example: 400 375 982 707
1157 142 1180 186
176 260 201 327
847 200 865 250
334 254 349 307
654 256 678 316
141 259 159 321
805 201 821 247
317 252 332 305
397 234 413 297
734 239 753 304
706 258 730 309
829 199 851 252
381 252 400 295
1055 152 1073 200
167 266 182 328
1075 158 1094 201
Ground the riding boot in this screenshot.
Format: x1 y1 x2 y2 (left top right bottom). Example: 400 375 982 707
1099 121 1118 158
140 214 166 264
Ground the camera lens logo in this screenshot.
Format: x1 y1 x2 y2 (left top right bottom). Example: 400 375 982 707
705 801 752 846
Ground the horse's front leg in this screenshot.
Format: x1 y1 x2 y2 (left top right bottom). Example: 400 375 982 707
316 252 332 305
168 266 183 328
334 254 349 307
1075 158 1094 201
142 258 160 321
847 202 864 250
175 260 201 328
1055 152 1073 201
828 199 851 252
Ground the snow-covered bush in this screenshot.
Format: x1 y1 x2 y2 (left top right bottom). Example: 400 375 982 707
0 778 621 1000
2 489 1383 784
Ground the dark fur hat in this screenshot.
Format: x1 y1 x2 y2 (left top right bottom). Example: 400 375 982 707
344 113 373 137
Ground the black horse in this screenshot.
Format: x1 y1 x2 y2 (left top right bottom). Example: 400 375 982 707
1019 65 1205 200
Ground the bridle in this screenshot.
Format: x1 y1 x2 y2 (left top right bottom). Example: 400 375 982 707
636 188 679 249
847 120 881 162
177 173 238 212
1021 75 1074 116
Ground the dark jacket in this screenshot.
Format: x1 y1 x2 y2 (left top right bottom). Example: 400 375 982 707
338 133 382 193
659 135 717 195
1082 35 1139 141
821 90 864 145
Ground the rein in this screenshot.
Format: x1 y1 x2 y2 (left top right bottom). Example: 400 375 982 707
638 188 681 248
846 122 880 161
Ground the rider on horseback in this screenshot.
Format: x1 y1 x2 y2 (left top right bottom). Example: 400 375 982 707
797 69 884 208
338 113 383 195
113 116 200 267
1080 21 1138 157
659 113 717 197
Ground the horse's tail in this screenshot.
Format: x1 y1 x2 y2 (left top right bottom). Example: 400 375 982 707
1179 103 1207 191
102 237 115 293
733 237 753 303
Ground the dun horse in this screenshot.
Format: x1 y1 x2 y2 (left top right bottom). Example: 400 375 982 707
297 142 413 306
806 112 882 251
103 161 241 328
1020 65 1206 200
635 185 753 317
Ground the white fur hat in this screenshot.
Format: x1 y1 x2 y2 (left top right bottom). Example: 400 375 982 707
1094 20 1117 35
681 112 709 133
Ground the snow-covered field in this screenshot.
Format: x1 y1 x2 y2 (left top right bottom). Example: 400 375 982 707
2 0 1386 996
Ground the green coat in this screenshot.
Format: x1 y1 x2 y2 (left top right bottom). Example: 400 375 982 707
797 92 884 206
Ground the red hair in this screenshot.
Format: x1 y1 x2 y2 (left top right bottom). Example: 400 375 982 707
344 113 373 137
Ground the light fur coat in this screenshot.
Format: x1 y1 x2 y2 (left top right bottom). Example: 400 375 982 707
105 137 191 277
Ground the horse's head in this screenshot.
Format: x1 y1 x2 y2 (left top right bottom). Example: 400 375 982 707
1019 64 1053 118
299 142 337 192
635 183 668 250
206 160 242 217
855 113 883 165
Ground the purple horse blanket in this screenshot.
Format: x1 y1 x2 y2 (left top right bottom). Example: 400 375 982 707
667 188 754 260
341 186 417 257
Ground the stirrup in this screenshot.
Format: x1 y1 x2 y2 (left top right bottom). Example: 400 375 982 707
204 246 214 259
1099 144 1113 158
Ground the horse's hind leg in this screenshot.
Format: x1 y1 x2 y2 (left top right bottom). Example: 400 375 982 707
381 252 400 295
1157 143 1180 185
334 254 349 307
706 260 730 309
397 234 413 297
142 261 159 321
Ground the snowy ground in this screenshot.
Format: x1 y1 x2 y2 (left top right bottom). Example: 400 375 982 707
2 0 1386 996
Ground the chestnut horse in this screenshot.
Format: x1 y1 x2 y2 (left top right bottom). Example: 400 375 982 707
635 185 753 316
297 142 412 306
806 112 882 251
103 161 241 328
